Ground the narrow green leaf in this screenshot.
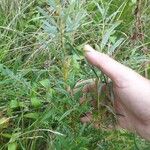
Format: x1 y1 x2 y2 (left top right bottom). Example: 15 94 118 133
37 7 48 17
48 0 57 10
106 11 120 23
37 7 56 26
43 20 58 35
95 2 105 17
101 22 121 50
59 108 75 121
109 38 124 54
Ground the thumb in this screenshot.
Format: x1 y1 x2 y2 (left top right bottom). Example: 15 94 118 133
84 44 143 87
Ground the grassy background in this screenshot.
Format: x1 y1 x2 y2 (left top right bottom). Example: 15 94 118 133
0 0 150 149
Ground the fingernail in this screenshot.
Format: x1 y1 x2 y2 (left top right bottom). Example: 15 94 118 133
84 44 94 53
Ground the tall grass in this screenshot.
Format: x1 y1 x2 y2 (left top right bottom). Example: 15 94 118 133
0 0 150 149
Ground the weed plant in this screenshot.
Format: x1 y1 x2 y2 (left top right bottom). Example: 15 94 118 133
0 0 150 149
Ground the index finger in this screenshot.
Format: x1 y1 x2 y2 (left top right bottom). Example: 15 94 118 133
84 45 143 88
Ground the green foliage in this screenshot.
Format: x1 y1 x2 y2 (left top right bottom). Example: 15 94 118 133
0 0 150 149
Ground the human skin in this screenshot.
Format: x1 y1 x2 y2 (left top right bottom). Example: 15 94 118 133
82 44 150 140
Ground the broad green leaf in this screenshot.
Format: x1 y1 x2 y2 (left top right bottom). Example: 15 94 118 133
9 132 21 143
0 117 9 124
24 112 39 119
8 142 17 150
110 36 117 44
95 44 101 52
0 117 9 129
40 79 50 88
18 102 26 108
31 97 42 108
131 0 137 4
101 22 121 50
0 133 12 138
10 100 19 109
10 100 26 109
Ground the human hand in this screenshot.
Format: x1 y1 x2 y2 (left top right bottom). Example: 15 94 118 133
79 44 150 140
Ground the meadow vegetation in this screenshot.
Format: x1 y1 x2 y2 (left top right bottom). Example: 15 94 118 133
0 0 150 149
